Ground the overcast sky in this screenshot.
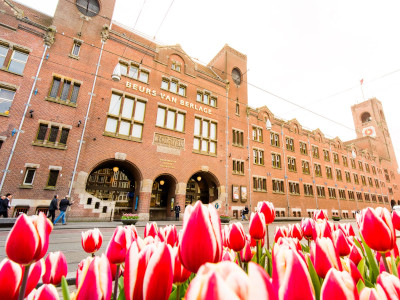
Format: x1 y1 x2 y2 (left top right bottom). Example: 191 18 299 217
16 0 400 167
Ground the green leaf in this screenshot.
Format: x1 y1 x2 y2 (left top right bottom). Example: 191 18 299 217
360 235 379 283
301 244 310 253
364 278 374 288
265 249 272 276
357 258 366 280
392 255 398 277
307 256 321 300
356 279 366 293
169 284 177 300
61 276 71 300
117 276 126 300
260 252 267 270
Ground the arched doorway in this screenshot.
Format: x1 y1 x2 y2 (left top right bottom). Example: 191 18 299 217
85 160 141 217
185 171 219 206
391 200 396 207
150 174 177 221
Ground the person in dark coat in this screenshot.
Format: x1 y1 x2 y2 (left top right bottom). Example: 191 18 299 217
174 204 181 221
54 195 73 225
0 193 12 218
48 195 59 223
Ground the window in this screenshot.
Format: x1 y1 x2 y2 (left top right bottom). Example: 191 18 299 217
286 137 294 151
323 149 330 161
23 168 36 186
235 99 240 115
358 161 363 171
348 190 355 201
8 50 29 75
0 140 3 149
304 184 313 196
272 153 281 168
272 179 284 193
252 126 263 142
70 39 82 57
161 78 186 96
365 163 370 173
378 195 383 203
372 166 376 175
76 0 100 17
389 187 393 195
353 173 359 185
314 163 322 177
336 169 342 181
381 181 386 187
0 87 16 115
326 166 332 179
171 61 181 72
338 189 346 200
156 106 185 132
350 158 356 169
368 177 373 187
233 160 245 175
287 157 296 172
232 129 244 147
361 175 366 186
34 122 70 149
47 169 60 188
289 182 300 195
105 92 146 140
342 156 348 167
253 177 267 192
193 117 217 155
120 62 149 83
197 91 217 107
328 187 336 199
384 169 390 182
317 186 325 198
356 192 363 202
302 160 310 174
253 149 264 165
47 76 81 106
345 171 351 183
312 146 319 159
371 194 377 203
364 193 370 202
0 45 7 67
270 132 280 147
333 153 339 164
300 142 308 155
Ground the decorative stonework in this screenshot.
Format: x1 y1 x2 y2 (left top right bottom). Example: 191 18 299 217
115 152 127 160
141 179 153 193
176 182 187 195
44 26 56 46
101 24 110 42
201 166 209 172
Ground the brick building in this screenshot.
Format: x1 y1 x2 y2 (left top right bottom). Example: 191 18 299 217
0 0 399 221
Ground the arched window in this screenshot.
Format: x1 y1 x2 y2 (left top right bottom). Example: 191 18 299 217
361 112 371 123
76 0 100 17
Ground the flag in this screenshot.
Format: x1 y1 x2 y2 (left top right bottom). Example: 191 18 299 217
360 79 364 85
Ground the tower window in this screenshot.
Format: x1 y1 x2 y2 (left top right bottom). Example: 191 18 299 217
361 112 372 123
76 0 100 17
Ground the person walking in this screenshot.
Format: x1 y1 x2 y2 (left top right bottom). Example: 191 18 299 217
174 204 181 221
54 195 73 225
48 195 59 223
0 195 7 218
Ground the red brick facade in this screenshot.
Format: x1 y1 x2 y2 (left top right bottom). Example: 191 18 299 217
0 0 399 221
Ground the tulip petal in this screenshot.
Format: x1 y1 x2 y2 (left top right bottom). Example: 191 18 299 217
0 259 22 300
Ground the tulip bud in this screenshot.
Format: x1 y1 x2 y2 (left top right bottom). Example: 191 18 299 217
248 262 277 300
179 201 222 273
240 236 253 263
313 219 332 239
377 271 400 300
311 237 342 278
42 251 68 285
164 225 178 247
222 248 236 262
172 247 191 284
349 244 363 266
301 218 315 240
222 225 229 248
274 226 288 243
0 258 22 300
6 213 53 265
105 226 136 265
359 286 388 300
249 212 266 240
289 223 303 240
342 257 363 285
81 228 103 254
313 209 328 221
257 201 275 224
228 222 246 252
76 257 93 289
320 269 358 300
332 229 351 256
338 223 356 237
358 207 395 253
392 211 400 231
32 284 59 300
144 222 158 238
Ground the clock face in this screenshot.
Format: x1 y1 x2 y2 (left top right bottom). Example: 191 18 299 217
232 68 241 85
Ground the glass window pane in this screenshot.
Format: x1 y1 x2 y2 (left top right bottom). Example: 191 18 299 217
170 81 177 93
72 43 80 56
119 121 130 135
0 98 12 114
48 127 59 143
109 93 122 115
210 97 216 107
70 84 80 103
134 101 146 122
24 169 36 185
129 66 138 79
0 45 7 67
203 94 209 104
12 51 28 62
178 86 185 96
193 138 200 150
139 71 148 83
49 78 61 98
105 118 117 133
121 97 134 118
131 123 143 138
210 141 216 153
8 60 25 74
60 81 71 100
202 121 209 138
156 107 166 127
194 118 200 136
47 170 59 187
197 93 202 102
59 128 69 144
176 113 184 132
201 140 208 152
161 80 169 90
0 89 15 114
210 123 217 140
36 124 48 141
166 110 175 129
120 64 128 76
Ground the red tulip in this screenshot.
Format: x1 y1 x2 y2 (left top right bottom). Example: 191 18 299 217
125 242 173 300
311 237 342 278
144 222 158 238
338 223 355 237
359 286 388 300
274 226 288 243
81 228 103 254
272 244 314 300
358 207 395 253
74 254 112 300
172 247 191 284
249 212 266 240
240 236 253 262
42 251 68 285
105 226 136 265
164 225 178 247
0 258 22 300
332 229 351 256
228 222 246 252
313 219 332 239
377 272 400 300
289 223 303 240
6 213 52 265
349 244 363 266
301 218 315 240
31 284 59 300
250 234 264 247
222 248 236 262
314 209 328 221
179 201 222 273
320 269 358 300
257 201 275 224
248 262 277 299
275 237 302 252
342 257 364 285
222 225 229 248
392 211 400 231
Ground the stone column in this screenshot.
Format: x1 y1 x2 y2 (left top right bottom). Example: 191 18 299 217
175 182 187 221
137 179 153 221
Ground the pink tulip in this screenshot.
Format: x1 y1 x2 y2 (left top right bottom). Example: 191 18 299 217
42 251 68 285
359 286 388 300
81 228 103 254
289 223 303 240
222 225 230 248
349 244 363 266
272 244 314 300
32 284 59 300
320 268 358 300
105 226 136 265
172 247 191 284
314 209 328 221
275 237 302 252
6 213 53 265
257 201 276 224
248 262 277 299
313 219 332 239
222 248 236 262
76 257 93 288
301 218 315 240
249 212 266 240
274 226 288 243
228 222 246 252
240 236 253 262
312 237 342 278
179 201 222 273
377 272 400 300
144 222 158 238
164 225 178 247
358 207 395 253
124 242 174 300
0 258 22 300
392 211 400 231
332 229 351 256
74 254 112 300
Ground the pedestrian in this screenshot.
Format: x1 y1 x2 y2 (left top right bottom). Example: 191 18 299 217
48 195 59 223
54 195 73 225
0 195 7 218
241 206 249 221
174 204 181 221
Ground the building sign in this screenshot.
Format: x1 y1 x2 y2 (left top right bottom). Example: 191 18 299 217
362 126 376 138
240 186 247 202
232 185 240 202
126 81 213 115
154 133 185 156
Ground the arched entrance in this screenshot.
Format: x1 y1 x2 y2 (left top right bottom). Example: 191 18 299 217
85 159 141 217
150 174 177 221
185 171 219 206
391 200 396 207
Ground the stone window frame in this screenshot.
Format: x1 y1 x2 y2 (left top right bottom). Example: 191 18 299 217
316 185 326 198
288 181 300 195
0 81 18 117
299 141 308 155
314 163 322 177
196 89 217 108
252 125 263 143
325 166 333 179
69 38 83 60
162 76 187 97
232 128 244 147
328 187 336 199
272 178 285 194
287 156 297 172
232 159 245 175
20 163 40 189
45 166 62 190
302 160 310 175
338 189 346 200
270 131 280 147
193 115 218 156
0 38 31 76
271 151 282 169
119 59 150 83
32 120 72 150
253 176 267 192
312 145 319 159
155 104 186 133
46 73 82 107
303 183 314 196
285 136 295 151
253 147 264 166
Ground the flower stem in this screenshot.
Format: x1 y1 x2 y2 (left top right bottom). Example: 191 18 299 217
18 264 31 300
236 252 243 269
308 239 310 249
256 240 260 265
176 284 181 300
91 253 95 257
113 264 120 300
381 252 390 273
266 224 270 250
